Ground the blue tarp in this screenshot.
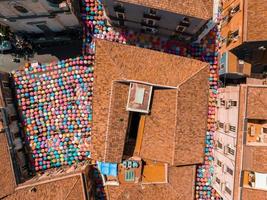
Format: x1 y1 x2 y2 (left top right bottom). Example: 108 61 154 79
97 161 118 177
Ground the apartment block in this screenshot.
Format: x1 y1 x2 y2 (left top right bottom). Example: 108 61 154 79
219 0 267 64
213 86 239 200
0 0 80 34
102 0 213 42
213 82 267 200
219 51 251 79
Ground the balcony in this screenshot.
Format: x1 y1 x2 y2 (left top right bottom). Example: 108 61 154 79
243 171 267 191
246 120 267 146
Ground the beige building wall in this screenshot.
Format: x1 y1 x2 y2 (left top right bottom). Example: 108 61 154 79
213 86 240 200
215 85 267 199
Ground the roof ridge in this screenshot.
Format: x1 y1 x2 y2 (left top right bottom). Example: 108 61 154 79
177 63 209 88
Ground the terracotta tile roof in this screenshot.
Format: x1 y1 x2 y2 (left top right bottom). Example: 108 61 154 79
0 133 16 198
92 39 209 165
119 0 213 20
107 165 196 200
246 86 267 120
243 146 267 172
242 188 267 200
5 175 87 200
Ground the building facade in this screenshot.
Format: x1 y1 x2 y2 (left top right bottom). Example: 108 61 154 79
213 82 267 200
219 0 267 64
213 86 239 200
0 0 80 34
219 51 251 80
0 71 25 198
102 0 214 43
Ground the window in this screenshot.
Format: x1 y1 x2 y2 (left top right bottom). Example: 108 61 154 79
230 101 237 107
183 17 190 23
238 60 244 73
14 5 29 13
217 159 222 167
5 98 13 105
216 177 221 184
220 63 225 70
145 19 156 26
114 3 124 13
227 167 234 175
230 125 236 132
219 122 224 129
144 27 158 34
220 52 227 71
176 25 186 33
221 36 227 44
225 185 232 195
180 17 190 27
2 81 9 88
231 30 239 38
116 12 125 20
149 8 157 15
227 30 239 46
220 100 225 106
217 141 223 149
262 128 267 134
230 4 240 16
221 15 229 26
228 30 239 41
228 146 235 155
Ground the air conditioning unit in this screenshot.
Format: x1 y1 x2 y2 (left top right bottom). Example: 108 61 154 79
222 164 227 173
214 142 218 150
256 136 261 142
143 27 158 34
216 99 221 107
221 182 226 191
248 126 256 136
216 121 220 130
224 123 230 133
224 145 229 155
225 100 231 109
